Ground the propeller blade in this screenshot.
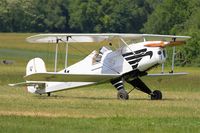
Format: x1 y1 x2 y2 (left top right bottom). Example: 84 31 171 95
145 41 186 48
144 41 165 48
167 41 186 47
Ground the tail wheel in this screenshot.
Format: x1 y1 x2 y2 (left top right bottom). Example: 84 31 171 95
117 89 129 100
151 90 162 100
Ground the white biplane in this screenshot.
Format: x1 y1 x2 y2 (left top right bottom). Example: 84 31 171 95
9 33 191 100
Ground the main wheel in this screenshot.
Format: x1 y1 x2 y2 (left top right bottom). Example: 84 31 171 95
47 92 51 97
151 90 162 100
117 89 129 100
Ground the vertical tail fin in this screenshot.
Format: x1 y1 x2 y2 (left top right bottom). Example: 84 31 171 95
26 58 46 76
26 58 46 93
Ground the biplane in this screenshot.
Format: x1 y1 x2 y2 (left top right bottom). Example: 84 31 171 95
9 33 191 100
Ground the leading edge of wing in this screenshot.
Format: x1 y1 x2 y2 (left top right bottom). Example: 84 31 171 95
24 72 121 83
26 33 191 44
26 33 142 43
142 34 191 40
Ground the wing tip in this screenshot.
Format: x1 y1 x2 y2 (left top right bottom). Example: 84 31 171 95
8 83 15 87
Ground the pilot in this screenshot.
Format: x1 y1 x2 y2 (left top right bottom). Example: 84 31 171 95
95 47 108 62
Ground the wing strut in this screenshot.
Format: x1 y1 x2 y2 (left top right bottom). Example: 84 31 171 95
170 46 176 73
54 42 59 72
161 46 176 73
65 42 68 69
54 36 71 72
65 36 71 69
120 37 135 55
161 63 164 73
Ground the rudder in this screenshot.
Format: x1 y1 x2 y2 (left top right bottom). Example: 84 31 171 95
26 58 46 93
26 58 46 76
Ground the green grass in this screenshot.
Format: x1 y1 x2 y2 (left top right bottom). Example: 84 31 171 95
0 33 200 133
0 85 199 133
0 116 199 133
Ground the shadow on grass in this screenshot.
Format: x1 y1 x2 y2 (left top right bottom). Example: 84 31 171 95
32 94 184 101
33 94 116 100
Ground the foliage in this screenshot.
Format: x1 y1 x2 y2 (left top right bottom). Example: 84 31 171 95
68 0 154 33
142 0 200 66
0 0 155 33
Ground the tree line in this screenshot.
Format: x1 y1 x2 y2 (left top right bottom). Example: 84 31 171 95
0 0 158 33
0 0 200 66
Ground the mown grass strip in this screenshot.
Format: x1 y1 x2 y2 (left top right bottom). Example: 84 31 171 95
0 115 199 133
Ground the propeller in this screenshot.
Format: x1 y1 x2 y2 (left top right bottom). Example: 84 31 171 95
167 40 186 47
145 40 186 48
144 41 165 48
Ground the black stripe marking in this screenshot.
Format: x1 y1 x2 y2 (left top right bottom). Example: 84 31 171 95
114 83 123 88
131 52 151 59
117 86 124 90
131 64 138 69
122 48 153 70
111 79 124 90
125 51 153 60
122 52 133 57
122 49 147 57
128 58 142 65
125 56 135 61
134 48 147 54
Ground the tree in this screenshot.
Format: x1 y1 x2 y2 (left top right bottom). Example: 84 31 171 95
0 0 70 32
0 0 9 31
142 0 190 34
68 0 154 33
142 0 200 66
25 0 69 32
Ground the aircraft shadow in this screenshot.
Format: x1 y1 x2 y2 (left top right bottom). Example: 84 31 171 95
34 95 116 100
33 94 184 102
33 94 182 101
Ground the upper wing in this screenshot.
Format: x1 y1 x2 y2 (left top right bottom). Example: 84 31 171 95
26 33 191 44
24 72 121 82
142 34 191 41
26 33 110 43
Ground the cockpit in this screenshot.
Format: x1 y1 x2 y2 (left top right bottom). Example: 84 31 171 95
92 46 112 64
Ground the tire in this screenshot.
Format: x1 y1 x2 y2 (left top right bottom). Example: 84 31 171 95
151 90 162 100
47 92 51 97
117 89 129 100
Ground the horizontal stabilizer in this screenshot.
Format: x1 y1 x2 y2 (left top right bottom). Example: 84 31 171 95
24 72 121 82
9 81 45 87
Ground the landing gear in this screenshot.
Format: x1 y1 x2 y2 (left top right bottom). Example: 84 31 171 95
111 77 163 100
117 89 129 100
127 78 162 100
111 78 129 100
151 90 162 100
47 92 51 97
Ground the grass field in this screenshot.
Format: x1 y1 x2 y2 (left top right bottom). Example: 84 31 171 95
0 33 200 133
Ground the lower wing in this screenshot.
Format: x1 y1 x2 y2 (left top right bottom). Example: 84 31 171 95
147 72 188 77
140 72 188 81
24 73 121 82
